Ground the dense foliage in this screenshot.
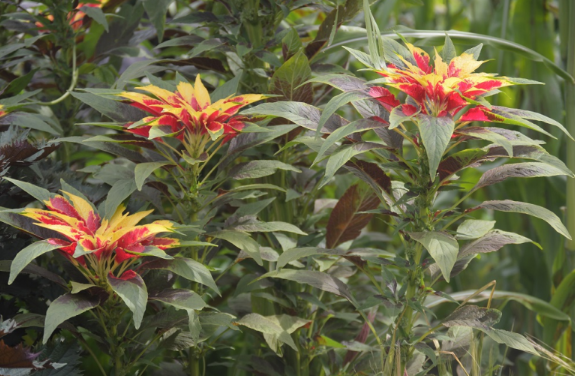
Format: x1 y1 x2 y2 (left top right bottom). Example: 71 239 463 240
0 1 574 376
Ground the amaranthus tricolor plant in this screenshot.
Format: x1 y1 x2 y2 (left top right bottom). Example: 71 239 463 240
245 8 573 376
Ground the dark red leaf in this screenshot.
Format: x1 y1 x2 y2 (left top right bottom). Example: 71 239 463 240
0 340 41 369
345 160 392 195
326 184 379 249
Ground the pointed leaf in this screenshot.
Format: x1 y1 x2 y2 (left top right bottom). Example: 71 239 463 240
233 221 306 235
140 258 220 295
230 160 301 180
456 220 496 240
9 241 63 285
474 200 571 240
474 162 568 190
4 178 52 203
108 272 148 329
260 269 354 302
104 179 137 219
314 118 384 163
326 184 379 248
459 230 538 258
142 0 171 42
134 162 170 191
43 293 99 343
440 34 456 62
270 50 312 103
418 115 455 180
211 230 261 266
345 160 392 196
316 91 371 135
409 231 459 282
277 248 345 269
149 289 206 311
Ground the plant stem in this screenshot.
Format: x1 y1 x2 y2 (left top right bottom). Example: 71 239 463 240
564 0 575 250
30 44 78 106
189 351 201 376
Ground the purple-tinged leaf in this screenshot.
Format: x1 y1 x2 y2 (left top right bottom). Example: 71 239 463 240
473 200 571 240
108 271 148 329
459 230 539 258
326 184 379 249
474 162 568 190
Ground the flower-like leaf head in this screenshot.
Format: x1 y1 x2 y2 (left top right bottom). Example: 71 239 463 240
119 75 265 144
376 42 513 119
21 191 179 265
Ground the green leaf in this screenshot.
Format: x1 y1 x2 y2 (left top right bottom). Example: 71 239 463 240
189 38 224 58
43 293 99 343
229 184 286 193
478 328 538 355
343 46 375 67
475 200 571 240
316 91 370 135
235 313 283 334
71 92 145 123
134 162 170 191
125 245 174 259
9 241 63 285
211 230 261 265
474 162 569 190
456 127 516 157
262 315 311 354
442 305 501 329
409 231 459 282
10 112 61 135
270 50 312 102
104 179 137 219
543 270 575 344
141 258 220 295
235 197 276 217
440 33 456 62
4 178 52 203
426 290 570 322
260 269 354 303
282 28 303 58
277 248 345 269
211 74 242 103
142 0 171 42
322 142 390 187
230 160 301 179
418 115 455 180
494 106 573 141
149 289 206 311
108 272 147 329
80 6 108 32
187 309 201 345
242 101 340 132
456 220 496 240
485 145 573 177
233 221 307 235
70 282 96 294
459 230 539 258
389 105 420 129
314 118 383 164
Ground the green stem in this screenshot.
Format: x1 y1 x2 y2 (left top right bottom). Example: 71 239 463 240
189 351 201 376
30 44 78 106
76 334 107 376
564 0 575 251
